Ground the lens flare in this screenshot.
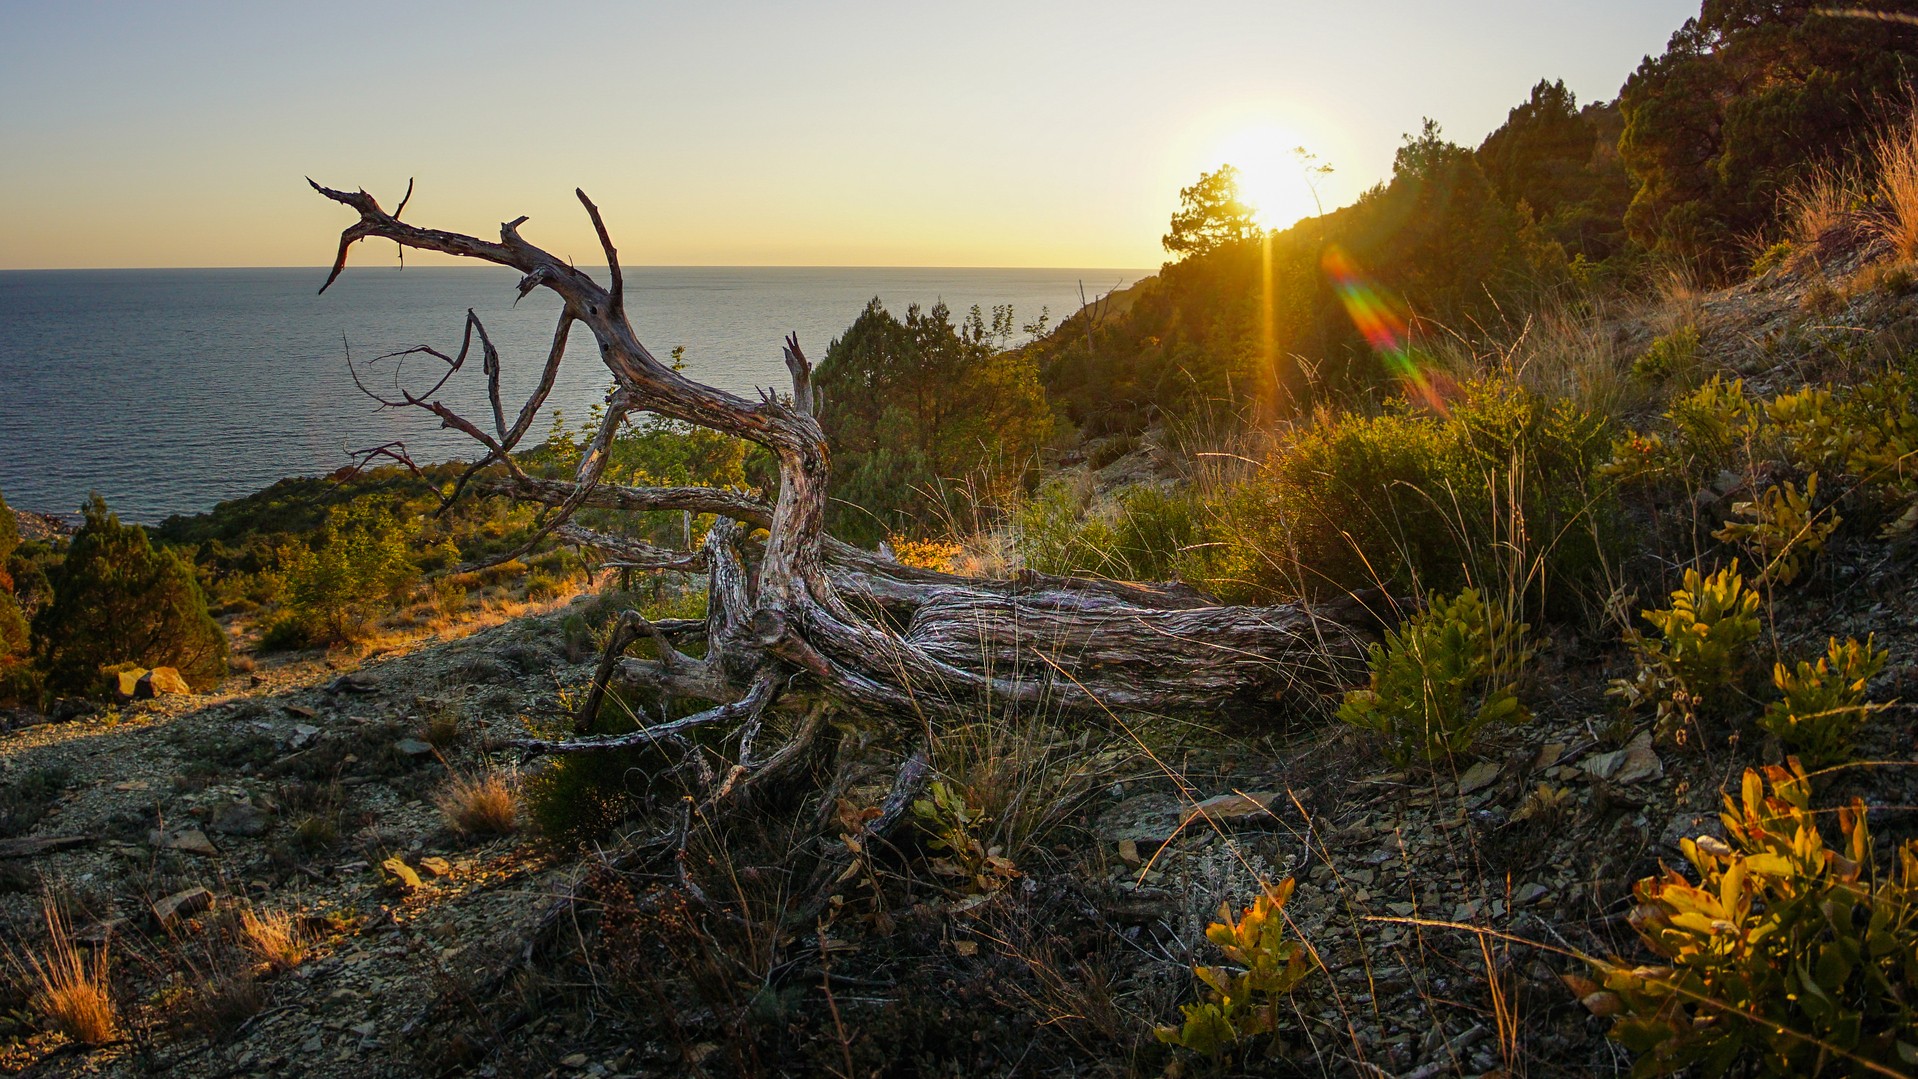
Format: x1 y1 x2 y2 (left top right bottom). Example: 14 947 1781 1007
1321 244 1455 413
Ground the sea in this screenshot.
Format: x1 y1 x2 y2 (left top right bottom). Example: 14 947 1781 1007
0 266 1147 524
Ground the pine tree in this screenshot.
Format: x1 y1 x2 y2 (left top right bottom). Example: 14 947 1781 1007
33 495 229 694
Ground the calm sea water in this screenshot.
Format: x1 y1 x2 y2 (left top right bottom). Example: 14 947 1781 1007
0 266 1145 523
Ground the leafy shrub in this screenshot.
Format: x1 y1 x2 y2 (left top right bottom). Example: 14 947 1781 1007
1604 376 1760 489
1611 566 1762 736
1155 880 1315 1059
1016 481 1214 584
1757 637 1888 768
1751 241 1793 276
1632 324 1701 384
278 503 418 643
32 495 228 694
888 538 962 572
1712 473 1840 586
524 752 640 846
911 780 1018 894
1338 588 1531 764
1770 367 1918 535
1588 761 1918 1076
1226 378 1616 609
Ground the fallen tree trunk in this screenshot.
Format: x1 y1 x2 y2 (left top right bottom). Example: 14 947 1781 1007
311 177 1381 799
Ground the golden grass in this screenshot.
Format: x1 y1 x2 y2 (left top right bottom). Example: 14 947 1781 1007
1783 167 1865 265
1873 107 1918 261
436 769 519 836
21 899 118 1047
239 906 308 972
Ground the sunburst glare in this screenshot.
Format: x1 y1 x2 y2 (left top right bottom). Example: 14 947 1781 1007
1214 123 1323 230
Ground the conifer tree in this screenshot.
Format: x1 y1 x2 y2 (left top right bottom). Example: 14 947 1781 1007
33 495 229 693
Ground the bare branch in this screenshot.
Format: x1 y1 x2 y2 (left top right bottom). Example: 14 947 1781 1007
576 188 623 315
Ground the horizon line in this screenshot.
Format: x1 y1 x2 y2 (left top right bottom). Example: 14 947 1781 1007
0 262 1160 274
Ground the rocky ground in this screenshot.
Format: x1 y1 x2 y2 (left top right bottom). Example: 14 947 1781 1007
3 550 1912 1078
0 603 618 1078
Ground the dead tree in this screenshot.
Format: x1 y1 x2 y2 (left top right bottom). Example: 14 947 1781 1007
312 180 1382 846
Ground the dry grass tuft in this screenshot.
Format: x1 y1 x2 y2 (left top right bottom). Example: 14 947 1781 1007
436 769 519 836
21 899 118 1046
239 907 307 972
1782 166 1866 267
1873 107 1918 261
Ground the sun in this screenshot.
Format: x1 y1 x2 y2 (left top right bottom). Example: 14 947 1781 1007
1215 124 1324 231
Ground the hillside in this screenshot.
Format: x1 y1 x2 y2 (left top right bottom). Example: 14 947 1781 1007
1 233 1917 1075
7 5 1918 1076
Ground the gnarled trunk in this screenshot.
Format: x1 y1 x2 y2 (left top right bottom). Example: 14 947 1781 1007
311 178 1383 851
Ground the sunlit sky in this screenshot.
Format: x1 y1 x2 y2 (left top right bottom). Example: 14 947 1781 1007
0 1 1699 270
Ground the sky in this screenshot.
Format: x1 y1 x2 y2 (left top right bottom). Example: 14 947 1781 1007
0 1 1701 270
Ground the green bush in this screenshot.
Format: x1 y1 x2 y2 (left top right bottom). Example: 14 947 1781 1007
1757 636 1888 768
1222 377 1615 610
1014 481 1212 584
1770 366 1918 535
524 749 647 846
1156 880 1315 1060
0 488 33 706
1712 474 1840 586
1589 760 1918 1076
1632 324 1702 384
1611 565 1763 736
278 503 418 643
1338 588 1531 764
32 495 229 694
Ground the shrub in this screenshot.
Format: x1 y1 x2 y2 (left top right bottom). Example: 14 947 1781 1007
1632 324 1701 384
1770 367 1918 535
32 495 228 694
436 769 518 836
911 780 1019 894
888 537 963 573
1751 241 1792 276
1227 378 1616 610
1712 473 1840 586
1014 477 1114 578
1588 761 1918 1076
525 752 640 846
1604 376 1761 489
1155 880 1315 1059
1612 566 1762 738
278 502 417 643
1756 637 1888 768
1339 588 1530 764
431 576 467 619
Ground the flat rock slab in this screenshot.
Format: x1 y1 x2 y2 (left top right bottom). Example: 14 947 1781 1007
1181 791 1281 827
1095 793 1186 846
1582 732 1664 785
380 856 423 892
149 827 221 857
0 835 90 859
1456 760 1502 795
209 802 271 837
152 886 215 927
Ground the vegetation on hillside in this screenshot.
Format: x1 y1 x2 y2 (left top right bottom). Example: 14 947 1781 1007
10 5 1918 1075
